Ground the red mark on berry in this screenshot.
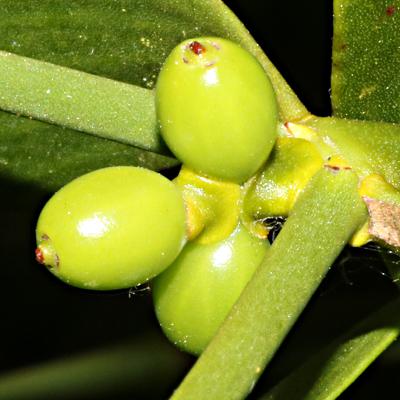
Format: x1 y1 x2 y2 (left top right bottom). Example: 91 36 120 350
283 122 295 137
386 5 396 16
326 165 340 171
35 247 44 264
189 41 206 55
324 164 352 172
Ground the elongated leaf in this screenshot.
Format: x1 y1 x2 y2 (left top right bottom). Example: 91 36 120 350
2 0 306 119
260 296 400 400
1 0 307 187
0 337 189 400
331 0 400 122
330 3 400 395
248 243 399 397
0 113 176 190
172 168 366 400
0 51 165 153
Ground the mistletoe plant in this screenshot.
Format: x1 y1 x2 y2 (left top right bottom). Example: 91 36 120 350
0 1 399 399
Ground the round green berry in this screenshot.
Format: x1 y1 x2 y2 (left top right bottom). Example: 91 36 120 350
156 37 278 183
152 223 269 355
35 166 186 290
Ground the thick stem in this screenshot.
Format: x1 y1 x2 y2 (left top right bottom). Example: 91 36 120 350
303 116 400 190
174 167 241 244
171 168 367 400
0 51 166 153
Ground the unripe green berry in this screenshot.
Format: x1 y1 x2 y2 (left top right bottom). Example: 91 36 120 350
156 37 278 183
152 223 269 355
35 166 186 290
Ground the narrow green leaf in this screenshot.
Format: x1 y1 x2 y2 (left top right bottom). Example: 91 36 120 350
260 296 400 400
0 0 308 187
329 1 400 388
331 0 400 122
0 51 165 153
0 113 177 190
0 337 189 400
1 0 307 121
171 168 367 400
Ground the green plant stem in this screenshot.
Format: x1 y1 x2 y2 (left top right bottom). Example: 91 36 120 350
171 168 367 400
0 338 188 400
304 116 400 190
0 51 166 153
260 296 400 400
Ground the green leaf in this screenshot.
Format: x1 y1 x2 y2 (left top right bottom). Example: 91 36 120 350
251 245 399 395
0 113 177 191
299 4 400 395
171 168 366 400
260 296 400 400
0 336 189 400
331 0 400 122
0 50 166 153
331 0 400 274
0 0 307 188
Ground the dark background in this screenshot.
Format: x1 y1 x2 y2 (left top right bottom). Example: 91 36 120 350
1 1 399 399
225 1 333 117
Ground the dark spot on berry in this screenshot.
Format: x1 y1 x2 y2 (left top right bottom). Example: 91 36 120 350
324 164 352 172
189 41 206 55
326 165 340 171
283 122 294 137
35 247 44 264
386 5 396 16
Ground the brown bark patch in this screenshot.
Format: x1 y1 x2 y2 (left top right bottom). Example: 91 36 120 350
364 196 400 248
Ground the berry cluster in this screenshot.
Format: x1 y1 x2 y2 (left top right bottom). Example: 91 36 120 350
35 37 278 354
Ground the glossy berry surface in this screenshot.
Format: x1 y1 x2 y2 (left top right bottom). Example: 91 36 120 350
35 166 186 290
156 37 278 183
152 223 269 355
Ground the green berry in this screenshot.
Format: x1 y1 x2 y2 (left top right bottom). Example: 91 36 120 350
156 37 278 183
35 166 186 290
152 223 269 355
